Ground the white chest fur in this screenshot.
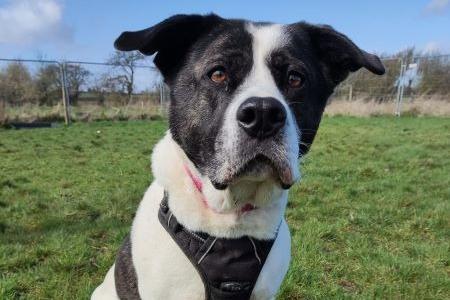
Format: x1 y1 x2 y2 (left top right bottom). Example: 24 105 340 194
91 182 291 300
132 183 291 300
92 134 292 300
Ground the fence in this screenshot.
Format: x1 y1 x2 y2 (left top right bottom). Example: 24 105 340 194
0 57 163 125
0 54 449 124
330 54 450 116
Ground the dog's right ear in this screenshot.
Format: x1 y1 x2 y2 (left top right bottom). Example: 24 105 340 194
114 14 222 80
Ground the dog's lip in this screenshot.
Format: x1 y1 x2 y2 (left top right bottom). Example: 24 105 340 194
212 155 295 190
240 203 257 213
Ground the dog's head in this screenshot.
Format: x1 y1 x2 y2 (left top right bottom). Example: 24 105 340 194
115 14 384 199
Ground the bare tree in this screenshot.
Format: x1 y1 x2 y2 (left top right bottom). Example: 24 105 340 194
108 51 146 105
34 64 60 106
417 53 450 97
33 63 91 106
65 64 91 104
91 73 130 106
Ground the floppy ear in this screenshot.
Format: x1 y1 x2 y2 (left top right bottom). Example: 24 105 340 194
289 23 385 156
297 22 385 85
114 14 222 80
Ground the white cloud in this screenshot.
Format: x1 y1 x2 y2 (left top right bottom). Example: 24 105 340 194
424 0 449 15
0 0 72 45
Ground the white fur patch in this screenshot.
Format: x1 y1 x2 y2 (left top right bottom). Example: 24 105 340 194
218 23 300 190
252 219 291 299
93 135 291 299
153 132 286 240
222 23 288 152
91 264 119 299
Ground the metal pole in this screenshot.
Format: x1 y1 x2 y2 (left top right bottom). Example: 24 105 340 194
395 58 404 117
0 98 5 125
59 62 70 125
63 63 71 124
159 82 170 116
348 84 353 101
394 59 401 116
159 82 163 115
398 64 406 116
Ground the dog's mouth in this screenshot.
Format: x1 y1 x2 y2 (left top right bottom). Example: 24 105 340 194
211 154 295 190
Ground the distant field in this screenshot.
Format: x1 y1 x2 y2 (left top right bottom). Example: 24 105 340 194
2 102 163 123
2 98 450 125
0 117 449 299
325 98 450 117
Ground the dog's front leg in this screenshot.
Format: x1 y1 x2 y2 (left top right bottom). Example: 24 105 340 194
91 265 119 300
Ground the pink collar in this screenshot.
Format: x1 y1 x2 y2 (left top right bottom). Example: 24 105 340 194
183 164 203 193
183 164 256 214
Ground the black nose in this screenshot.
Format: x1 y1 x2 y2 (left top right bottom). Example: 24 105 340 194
237 97 287 139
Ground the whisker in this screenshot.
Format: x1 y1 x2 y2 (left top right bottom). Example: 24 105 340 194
299 141 312 147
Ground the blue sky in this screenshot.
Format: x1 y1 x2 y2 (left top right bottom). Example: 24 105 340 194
0 0 449 62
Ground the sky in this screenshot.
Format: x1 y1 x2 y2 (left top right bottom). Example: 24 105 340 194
0 0 449 62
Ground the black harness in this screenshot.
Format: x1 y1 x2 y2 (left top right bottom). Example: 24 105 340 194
158 191 276 300
114 191 277 300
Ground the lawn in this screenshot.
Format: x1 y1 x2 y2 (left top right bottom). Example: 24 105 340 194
0 117 449 299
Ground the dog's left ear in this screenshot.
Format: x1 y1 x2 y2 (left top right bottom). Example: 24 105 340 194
114 14 223 80
289 23 385 156
291 22 385 85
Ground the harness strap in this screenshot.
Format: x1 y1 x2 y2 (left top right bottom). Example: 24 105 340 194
158 191 276 300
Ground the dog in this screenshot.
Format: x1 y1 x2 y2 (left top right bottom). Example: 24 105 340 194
91 14 384 300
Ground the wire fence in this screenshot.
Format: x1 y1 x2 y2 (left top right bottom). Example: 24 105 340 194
0 57 163 124
330 55 450 116
0 54 449 125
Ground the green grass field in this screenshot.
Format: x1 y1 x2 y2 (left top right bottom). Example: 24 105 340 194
1 117 449 299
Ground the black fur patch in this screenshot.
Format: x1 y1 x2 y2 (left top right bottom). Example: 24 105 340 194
283 23 385 154
169 19 253 172
115 235 141 300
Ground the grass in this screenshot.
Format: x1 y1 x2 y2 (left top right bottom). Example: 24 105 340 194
0 117 449 299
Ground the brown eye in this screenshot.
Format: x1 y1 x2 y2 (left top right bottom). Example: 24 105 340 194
209 67 227 83
288 71 303 88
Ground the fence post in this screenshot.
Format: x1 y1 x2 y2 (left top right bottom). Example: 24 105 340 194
348 84 353 101
395 58 406 117
59 62 71 125
159 82 169 116
159 82 163 115
0 98 5 125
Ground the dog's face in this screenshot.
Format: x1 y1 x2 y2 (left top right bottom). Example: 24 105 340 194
116 14 384 194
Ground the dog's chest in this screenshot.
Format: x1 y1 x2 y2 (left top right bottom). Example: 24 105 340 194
130 183 291 300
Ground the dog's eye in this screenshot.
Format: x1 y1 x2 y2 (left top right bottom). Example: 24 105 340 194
287 71 303 88
209 66 227 84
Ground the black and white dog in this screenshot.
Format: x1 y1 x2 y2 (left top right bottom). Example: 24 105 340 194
92 14 384 300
